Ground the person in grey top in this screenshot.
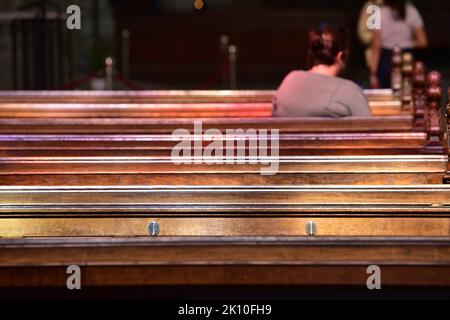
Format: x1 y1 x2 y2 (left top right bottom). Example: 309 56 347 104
274 25 372 118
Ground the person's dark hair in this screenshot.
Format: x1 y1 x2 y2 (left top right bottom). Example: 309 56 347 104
307 24 349 67
385 0 407 20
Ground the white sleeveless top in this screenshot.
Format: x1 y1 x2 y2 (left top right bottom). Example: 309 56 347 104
381 4 424 49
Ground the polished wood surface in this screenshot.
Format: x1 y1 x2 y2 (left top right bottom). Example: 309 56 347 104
425 72 445 153
2 155 444 174
0 156 444 190
1 185 450 213
0 116 414 134
0 133 428 151
1 217 449 237
0 173 443 186
0 90 393 103
0 85 447 290
1 237 449 287
0 90 401 118
0 102 399 118
1 154 445 185
0 103 273 118
445 88 450 182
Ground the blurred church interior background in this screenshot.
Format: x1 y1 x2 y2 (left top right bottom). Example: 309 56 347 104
0 0 449 92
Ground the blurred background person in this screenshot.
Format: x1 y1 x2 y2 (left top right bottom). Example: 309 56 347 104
273 25 371 118
357 0 384 71
369 0 428 88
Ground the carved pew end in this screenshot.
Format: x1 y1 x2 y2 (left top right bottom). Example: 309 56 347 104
412 61 426 131
391 46 403 97
444 87 450 183
401 52 414 112
424 71 445 154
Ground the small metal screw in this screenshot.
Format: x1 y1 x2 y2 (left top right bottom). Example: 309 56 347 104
306 221 317 236
149 221 160 237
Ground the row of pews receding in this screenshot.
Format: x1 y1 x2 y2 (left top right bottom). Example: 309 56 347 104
0 62 450 289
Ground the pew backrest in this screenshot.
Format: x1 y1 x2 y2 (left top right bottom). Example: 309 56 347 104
0 89 393 103
0 116 414 133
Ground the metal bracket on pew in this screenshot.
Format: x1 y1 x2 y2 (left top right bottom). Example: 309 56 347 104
424 71 445 154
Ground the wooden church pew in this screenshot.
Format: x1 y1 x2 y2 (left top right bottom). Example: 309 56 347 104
0 155 446 186
0 86 404 119
0 69 442 157
0 117 442 159
0 50 413 126
0 73 446 187
1 237 450 287
0 101 402 118
0 89 393 104
444 87 450 184
0 171 442 186
1 185 450 238
0 74 442 218
0 52 408 119
1 67 448 291
0 98 446 239
0 62 430 139
0 93 400 117
0 116 415 134
0 102 445 240
0 111 448 285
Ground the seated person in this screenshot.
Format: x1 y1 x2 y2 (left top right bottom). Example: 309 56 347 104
273 25 372 118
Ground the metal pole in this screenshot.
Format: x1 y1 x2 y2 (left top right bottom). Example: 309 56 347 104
121 29 130 79
21 19 29 89
228 44 237 90
105 57 113 90
220 35 229 52
220 35 229 89
11 19 18 90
